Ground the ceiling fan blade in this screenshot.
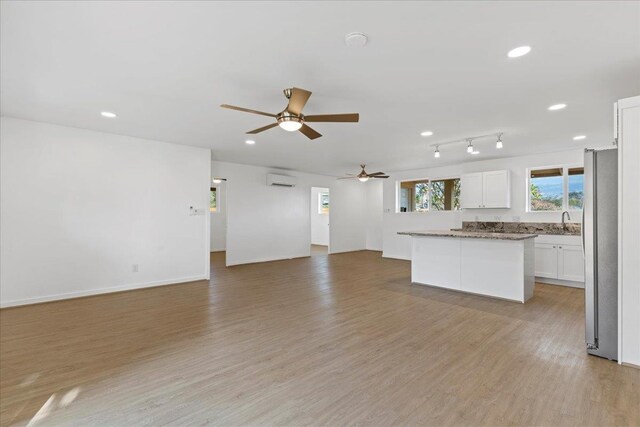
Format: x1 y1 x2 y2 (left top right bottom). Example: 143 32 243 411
299 124 322 140
337 176 357 180
368 172 386 176
220 104 277 118
246 123 279 134
304 113 360 123
371 175 390 179
286 88 312 115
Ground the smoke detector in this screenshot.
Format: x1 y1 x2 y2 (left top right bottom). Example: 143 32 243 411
345 32 368 47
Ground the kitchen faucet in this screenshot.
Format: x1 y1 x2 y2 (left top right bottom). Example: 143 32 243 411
562 211 571 230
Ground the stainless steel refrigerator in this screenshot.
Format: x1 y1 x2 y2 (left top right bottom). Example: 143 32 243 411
583 148 618 360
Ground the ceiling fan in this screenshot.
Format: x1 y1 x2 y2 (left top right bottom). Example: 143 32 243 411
339 165 389 182
220 87 359 140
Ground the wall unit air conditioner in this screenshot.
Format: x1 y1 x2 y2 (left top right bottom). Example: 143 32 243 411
267 173 297 187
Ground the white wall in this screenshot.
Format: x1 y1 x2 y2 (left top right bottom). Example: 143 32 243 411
0 117 211 307
210 183 227 251
617 96 640 367
382 149 584 260
365 179 383 251
329 178 367 254
211 161 366 266
310 187 330 246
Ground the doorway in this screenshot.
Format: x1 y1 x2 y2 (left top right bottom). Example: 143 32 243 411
210 182 227 264
310 187 330 256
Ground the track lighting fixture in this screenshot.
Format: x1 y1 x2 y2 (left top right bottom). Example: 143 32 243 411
428 132 504 156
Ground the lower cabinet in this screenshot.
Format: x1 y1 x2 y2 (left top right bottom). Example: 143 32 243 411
535 240 584 285
557 245 585 281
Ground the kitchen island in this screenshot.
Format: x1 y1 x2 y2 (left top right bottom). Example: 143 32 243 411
398 230 537 303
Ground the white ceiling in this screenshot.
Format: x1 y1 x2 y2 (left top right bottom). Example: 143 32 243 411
2 1 639 176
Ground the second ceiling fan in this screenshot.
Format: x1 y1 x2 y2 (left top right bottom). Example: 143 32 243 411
221 87 359 140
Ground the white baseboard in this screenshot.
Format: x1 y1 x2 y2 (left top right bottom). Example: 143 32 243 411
535 277 585 288
226 254 308 267
0 275 209 308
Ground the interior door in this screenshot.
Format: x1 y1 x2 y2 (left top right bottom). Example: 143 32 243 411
460 173 483 208
535 243 558 279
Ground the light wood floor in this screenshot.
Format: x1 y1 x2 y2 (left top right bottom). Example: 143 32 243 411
1 251 638 426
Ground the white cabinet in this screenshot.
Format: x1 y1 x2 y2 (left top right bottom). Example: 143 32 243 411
460 173 483 209
534 236 584 286
557 245 585 281
460 170 510 209
535 243 558 279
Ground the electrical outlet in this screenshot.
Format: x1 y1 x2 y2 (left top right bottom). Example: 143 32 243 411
132 264 139 273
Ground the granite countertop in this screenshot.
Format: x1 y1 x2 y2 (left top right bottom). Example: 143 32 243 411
461 221 581 236
398 230 538 241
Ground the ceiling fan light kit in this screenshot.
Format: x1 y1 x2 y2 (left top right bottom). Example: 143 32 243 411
221 87 359 140
339 164 389 182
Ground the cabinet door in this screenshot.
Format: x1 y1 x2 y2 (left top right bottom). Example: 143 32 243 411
460 173 484 209
535 243 558 279
482 170 511 208
557 245 585 282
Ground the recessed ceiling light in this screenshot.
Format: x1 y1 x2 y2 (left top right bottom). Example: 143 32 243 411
100 111 117 118
507 46 532 58
345 32 368 48
245 140 255 145
573 135 586 141
548 103 567 111
420 131 434 137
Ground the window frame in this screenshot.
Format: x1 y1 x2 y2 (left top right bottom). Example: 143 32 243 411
396 176 461 213
526 164 584 213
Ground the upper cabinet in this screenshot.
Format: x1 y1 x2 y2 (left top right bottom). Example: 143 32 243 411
460 170 511 209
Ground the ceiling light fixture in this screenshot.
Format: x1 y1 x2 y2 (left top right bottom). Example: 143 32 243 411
548 103 567 111
277 113 303 131
245 140 256 145
100 111 117 118
212 177 227 184
507 46 532 58
573 135 586 141
358 176 370 182
421 131 434 137
345 32 368 48
428 132 504 156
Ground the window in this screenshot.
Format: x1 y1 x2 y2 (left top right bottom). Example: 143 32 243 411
318 192 329 214
568 167 584 210
398 178 460 212
210 187 217 212
430 178 461 211
528 166 583 211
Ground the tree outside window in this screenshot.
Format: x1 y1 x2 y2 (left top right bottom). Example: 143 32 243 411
210 187 217 212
